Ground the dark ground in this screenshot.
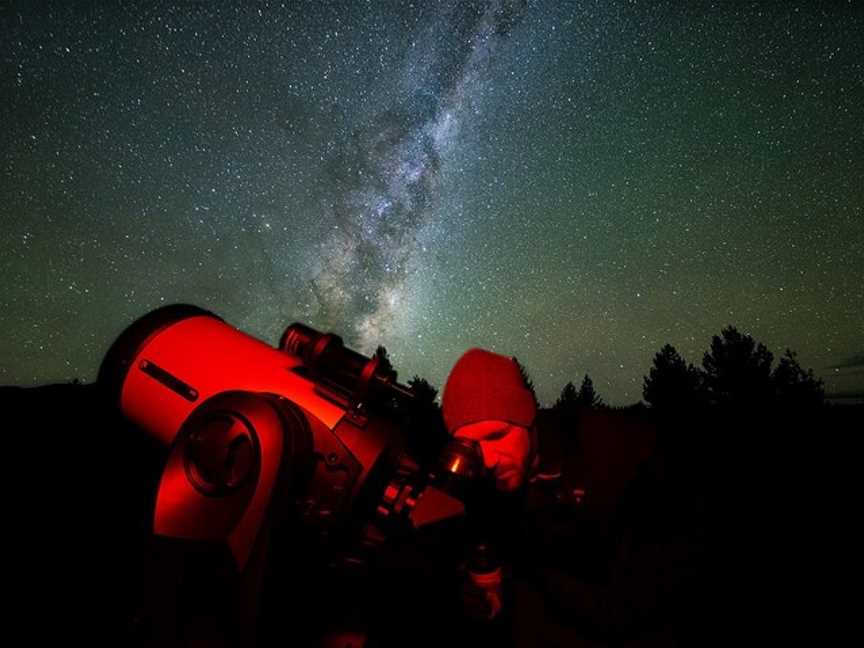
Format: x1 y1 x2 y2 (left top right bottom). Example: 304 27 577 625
3 382 858 645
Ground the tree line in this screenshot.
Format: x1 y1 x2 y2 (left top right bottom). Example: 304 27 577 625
395 325 825 416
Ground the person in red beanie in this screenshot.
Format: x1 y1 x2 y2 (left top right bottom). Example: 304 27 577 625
442 348 538 493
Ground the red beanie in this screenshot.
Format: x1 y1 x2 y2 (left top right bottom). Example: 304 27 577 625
442 348 537 435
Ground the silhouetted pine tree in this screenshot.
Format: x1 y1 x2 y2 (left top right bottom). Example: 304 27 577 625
513 356 541 410
576 374 603 409
772 349 825 411
553 381 579 415
408 375 439 409
702 326 773 409
643 344 705 411
405 375 446 463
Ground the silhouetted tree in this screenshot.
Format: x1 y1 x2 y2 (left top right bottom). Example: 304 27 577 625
702 326 773 409
643 344 705 411
576 373 603 409
513 356 541 410
773 349 825 411
405 375 446 463
647 330 826 415
553 381 580 415
408 375 439 409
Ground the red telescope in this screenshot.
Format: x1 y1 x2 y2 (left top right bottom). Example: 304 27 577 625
98 304 417 571
97 305 482 645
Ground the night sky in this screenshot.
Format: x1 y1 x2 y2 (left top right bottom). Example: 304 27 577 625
2 1 862 405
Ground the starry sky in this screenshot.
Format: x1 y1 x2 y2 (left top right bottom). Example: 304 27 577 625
2 1 863 405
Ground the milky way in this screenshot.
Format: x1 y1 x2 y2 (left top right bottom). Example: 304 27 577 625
1 1 862 404
305 1 527 350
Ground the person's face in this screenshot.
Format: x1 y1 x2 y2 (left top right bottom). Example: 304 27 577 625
454 420 531 492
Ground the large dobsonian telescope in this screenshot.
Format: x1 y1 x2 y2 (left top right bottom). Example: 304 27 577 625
99 304 481 644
